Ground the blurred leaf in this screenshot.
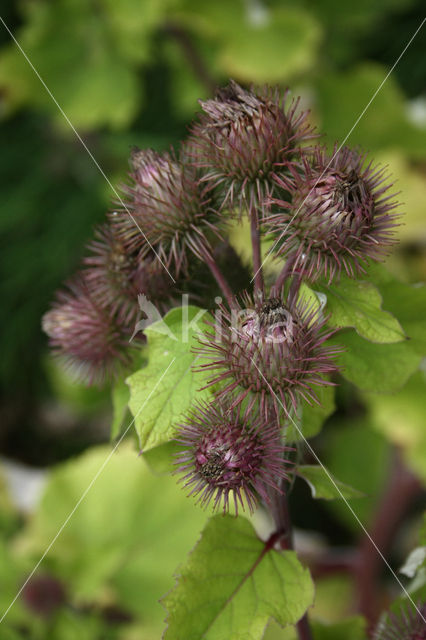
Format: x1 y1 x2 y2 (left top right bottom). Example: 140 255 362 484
219 7 321 83
126 306 212 452
48 609 103 640
163 37 210 119
141 440 181 474
111 377 131 440
374 151 426 246
325 420 391 530
316 64 426 156
365 370 426 482
376 278 426 357
44 357 109 417
264 614 366 639
317 277 405 343
15 444 207 627
311 616 367 640
332 329 420 393
0 1 140 129
163 515 314 640
101 0 169 64
297 465 364 500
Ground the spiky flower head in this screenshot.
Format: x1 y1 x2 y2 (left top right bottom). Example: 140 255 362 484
112 147 221 276
42 274 136 384
196 293 339 419
175 399 291 514
84 223 174 325
373 602 426 640
189 80 315 215
266 145 400 282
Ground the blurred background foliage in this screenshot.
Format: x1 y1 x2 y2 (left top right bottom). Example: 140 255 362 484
0 0 425 637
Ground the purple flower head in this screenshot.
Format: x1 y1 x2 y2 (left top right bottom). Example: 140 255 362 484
189 80 315 216
21 574 66 618
42 274 136 385
112 148 221 276
266 145 400 282
175 399 291 514
196 293 339 419
84 223 174 325
373 602 426 640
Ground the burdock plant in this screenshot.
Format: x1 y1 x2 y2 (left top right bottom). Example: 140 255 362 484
42 81 425 640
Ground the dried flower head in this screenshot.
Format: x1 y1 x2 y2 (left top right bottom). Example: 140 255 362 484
373 602 426 640
175 399 291 514
196 294 339 419
189 80 315 215
84 223 174 324
112 147 220 276
266 146 400 282
42 274 135 384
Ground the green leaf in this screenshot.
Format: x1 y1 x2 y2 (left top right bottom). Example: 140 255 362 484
298 283 324 316
163 515 314 640
142 441 181 475
312 617 367 640
316 64 426 157
365 370 426 482
317 277 405 343
332 330 421 393
376 279 426 357
127 306 212 452
0 2 140 129
219 7 321 83
297 465 364 500
286 384 336 442
111 377 131 440
16 444 207 626
324 420 391 531
264 615 367 640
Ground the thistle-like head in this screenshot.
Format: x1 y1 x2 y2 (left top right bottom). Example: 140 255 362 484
373 602 426 640
189 80 315 215
42 274 135 384
112 148 221 276
196 293 339 420
175 399 291 514
266 146 400 282
84 224 174 324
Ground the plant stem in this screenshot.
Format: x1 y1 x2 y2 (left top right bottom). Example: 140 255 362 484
250 206 264 294
202 250 235 308
163 22 216 95
355 447 422 631
274 253 296 294
270 479 314 640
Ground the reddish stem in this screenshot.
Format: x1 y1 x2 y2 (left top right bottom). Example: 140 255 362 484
202 250 235 308
270 480 313 640
355 448 422 633
274 253 297 294
250 207 264 294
